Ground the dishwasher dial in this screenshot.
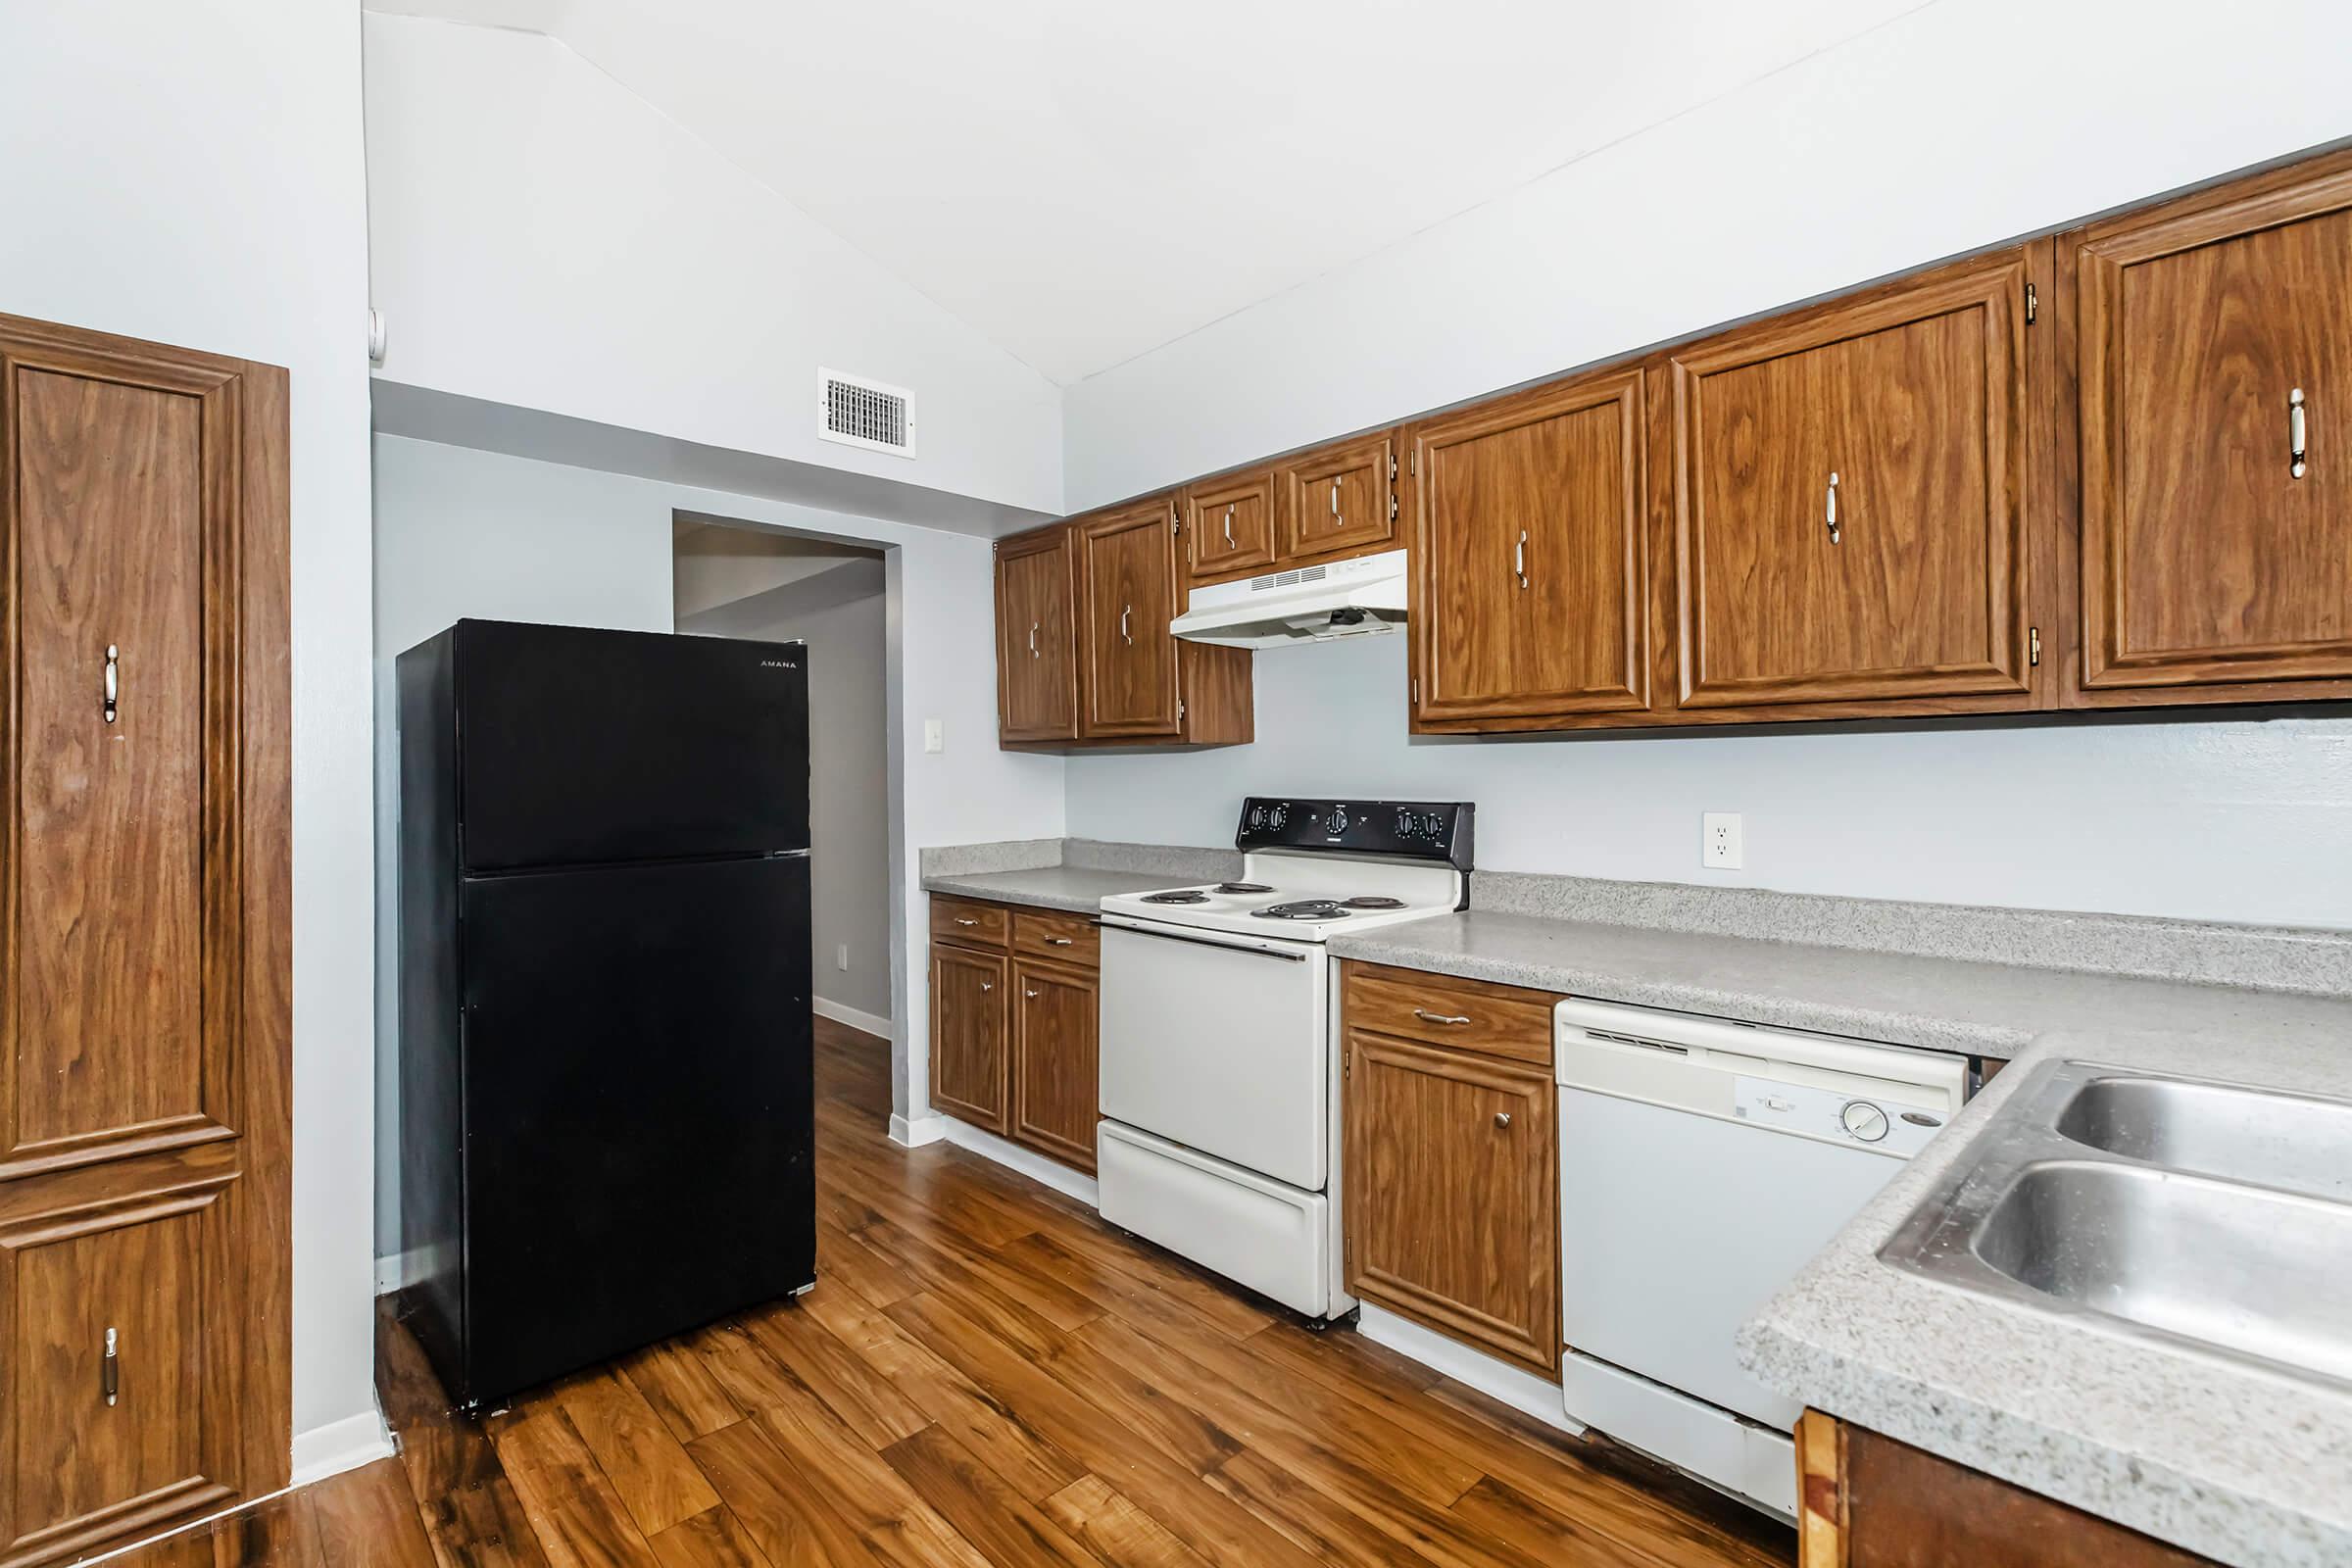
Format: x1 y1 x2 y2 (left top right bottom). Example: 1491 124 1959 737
1839 1101 1890 1143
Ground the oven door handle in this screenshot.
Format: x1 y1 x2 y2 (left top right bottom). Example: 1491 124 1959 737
1102 918 1311 962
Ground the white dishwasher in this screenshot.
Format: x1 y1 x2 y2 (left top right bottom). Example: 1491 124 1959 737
1555 998 1968 1519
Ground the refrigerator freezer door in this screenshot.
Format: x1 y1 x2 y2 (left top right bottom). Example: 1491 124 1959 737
455 619 810 870
457 854 814 1404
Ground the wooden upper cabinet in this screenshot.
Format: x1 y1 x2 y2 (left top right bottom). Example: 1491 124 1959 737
995 526 1078 743
1183 469 1277 583
1277 430 1398 563
1409 368 1652 727
2073 153 2352 696
1077 497 1183 738
1668 248 2039 710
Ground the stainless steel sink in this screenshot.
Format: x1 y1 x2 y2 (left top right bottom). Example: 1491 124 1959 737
1882 1059 2352 1389
2055 1073 2352 1202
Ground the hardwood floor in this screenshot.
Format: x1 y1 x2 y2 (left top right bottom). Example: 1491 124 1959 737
114 1017 1793 1567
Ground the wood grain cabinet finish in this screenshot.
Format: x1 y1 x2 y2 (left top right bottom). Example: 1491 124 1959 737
993 526 1078 743
1010 960 1099 1174
1342 1029 1559 1377
0 314 291 1564
927 946 1008 1132
1276 430 1398 564
2070 152 2352 701
1077 499 1183 738
1409 369 1653 728
1669 247 2041 711
1183 469 1277 583
1796 1411 2215 1566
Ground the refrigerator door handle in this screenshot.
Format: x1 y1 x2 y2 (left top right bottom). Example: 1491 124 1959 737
769 849 812 858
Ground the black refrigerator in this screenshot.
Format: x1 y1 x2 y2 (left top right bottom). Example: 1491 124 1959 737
396 618 815 1410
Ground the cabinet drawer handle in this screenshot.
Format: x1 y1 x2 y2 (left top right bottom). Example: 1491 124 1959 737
103 644 120 724
1044 936 1073 946
1413 1008 1471 1026
1825 471 1841 545
1223 505 1236 548
2290 388 2308 479
954 916 980 927
1494 1112 1512 1130
1120 604 1133 644
103 1327 119 1406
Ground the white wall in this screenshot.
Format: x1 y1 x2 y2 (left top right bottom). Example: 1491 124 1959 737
363 13 1063 516
1060 0 2352 932
0 0 381 1463
685 582 894 1028
369 436 1062 1272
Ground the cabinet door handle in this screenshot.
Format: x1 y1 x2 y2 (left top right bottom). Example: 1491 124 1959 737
2290 388 2308 478
1330 478 1341 520
103 1327 120 1406
103 644 120 724
1119 604 1133 644
1513 530 1528 589
980 981 994 993
1223 506 1236 548
1494 1111 1513 1130
1825 471 1841 545
1413 1008 1471 1026
1029 621 1039 658
954 916 979 927
1023 988 1040 999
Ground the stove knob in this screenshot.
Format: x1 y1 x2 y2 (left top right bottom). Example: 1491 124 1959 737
1269 804 1288 830
1839 1101 1890 1143
1328 808 1348 835
1395 808 1413 839
1248 805 1267 830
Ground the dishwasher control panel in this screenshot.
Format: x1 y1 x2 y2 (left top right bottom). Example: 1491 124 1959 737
1732 1074 1944 1158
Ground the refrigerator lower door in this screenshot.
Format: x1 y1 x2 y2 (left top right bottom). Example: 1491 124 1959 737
456 854 813 1404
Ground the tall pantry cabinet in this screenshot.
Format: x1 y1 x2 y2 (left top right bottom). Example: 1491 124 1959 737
0 314 292 1565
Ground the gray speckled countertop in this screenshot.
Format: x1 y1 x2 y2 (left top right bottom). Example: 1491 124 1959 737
1740 1022 2352 1566
921 864 1176 913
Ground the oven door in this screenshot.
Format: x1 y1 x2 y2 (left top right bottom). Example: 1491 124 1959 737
1098 915 1328 1189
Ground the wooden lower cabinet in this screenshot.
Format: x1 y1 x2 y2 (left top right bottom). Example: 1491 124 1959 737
1010 960 1099 1173
1342 1012 1559 1377
928 898 1100 1173
928 946 1008 1130
1796 1411 2215 1567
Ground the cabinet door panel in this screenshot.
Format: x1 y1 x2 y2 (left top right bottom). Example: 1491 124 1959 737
1011 960 1097 1174
1412 370 1648 723
10 369 213 1158
996 528 1078 743
1184 472 1276 583
1672 252 2034 708
1277 432 1396 562
929 949 1007 1131
2079 166 2352 689
1077 502 1180 738
1343 1031 1556 1374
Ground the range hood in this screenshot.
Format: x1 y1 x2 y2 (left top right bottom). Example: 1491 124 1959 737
1169 548 1406 648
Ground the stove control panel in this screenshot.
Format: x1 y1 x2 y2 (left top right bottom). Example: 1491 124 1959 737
1236 797 1474 870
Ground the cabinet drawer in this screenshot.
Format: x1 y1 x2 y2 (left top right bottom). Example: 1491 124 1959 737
1011 907 1100 966
930 897 1008 950
1344 964 1555 1063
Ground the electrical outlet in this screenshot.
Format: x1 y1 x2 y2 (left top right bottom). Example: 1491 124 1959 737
1702 812 1743 870
835 944 850 971
923 718 944 754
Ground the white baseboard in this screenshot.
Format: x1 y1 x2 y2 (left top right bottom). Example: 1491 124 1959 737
290 1406 397 1486
939 1117 1100 1207
890 1112 947 1148
813 997 892 1040
1354 1303 1583 1436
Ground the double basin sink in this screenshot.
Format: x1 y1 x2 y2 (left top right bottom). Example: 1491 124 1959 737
1882 1060 2352 1389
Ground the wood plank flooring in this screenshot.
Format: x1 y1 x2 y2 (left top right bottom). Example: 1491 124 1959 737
112 1017 1793 1568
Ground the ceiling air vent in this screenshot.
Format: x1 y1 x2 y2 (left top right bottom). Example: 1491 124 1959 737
817 368 916 458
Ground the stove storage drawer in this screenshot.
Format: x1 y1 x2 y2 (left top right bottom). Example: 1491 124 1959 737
1342 962 1554 1063
931 896 1010 951
1011 907 1100 967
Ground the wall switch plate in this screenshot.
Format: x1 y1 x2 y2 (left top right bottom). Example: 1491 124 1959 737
1702 811 1743 870
923 718 944 754
836 944 850 971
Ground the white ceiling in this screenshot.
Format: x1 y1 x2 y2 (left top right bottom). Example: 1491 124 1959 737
369 0 1929 385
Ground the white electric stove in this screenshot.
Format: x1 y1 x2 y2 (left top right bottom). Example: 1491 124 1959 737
1095 797 1474 1316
